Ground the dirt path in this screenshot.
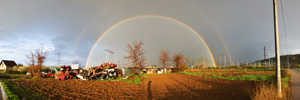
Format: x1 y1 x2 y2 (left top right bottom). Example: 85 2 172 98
290 69 300 100
145 74 255 100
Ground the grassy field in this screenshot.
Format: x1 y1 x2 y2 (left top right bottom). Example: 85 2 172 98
181 69 291 100
0 69 291 100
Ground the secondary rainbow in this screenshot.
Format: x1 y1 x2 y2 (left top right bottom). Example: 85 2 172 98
84 15 216 68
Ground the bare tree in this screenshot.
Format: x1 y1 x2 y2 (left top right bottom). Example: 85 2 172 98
172 53 189 72
124 40 146 74
35 47 48 77
26 52 35 76
26 47 48 77
158 50 171 73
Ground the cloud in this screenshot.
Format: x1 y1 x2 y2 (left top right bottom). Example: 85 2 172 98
1 0 300 67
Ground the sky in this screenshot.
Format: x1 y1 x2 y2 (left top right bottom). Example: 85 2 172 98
0 0 300 68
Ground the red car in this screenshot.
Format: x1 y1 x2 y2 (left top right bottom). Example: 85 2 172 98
43 72 55 78
56 71 78 80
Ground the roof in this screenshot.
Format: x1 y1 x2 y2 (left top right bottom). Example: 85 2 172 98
1 60 17 66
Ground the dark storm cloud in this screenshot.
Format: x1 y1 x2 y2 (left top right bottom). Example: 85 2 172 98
0 0 299 66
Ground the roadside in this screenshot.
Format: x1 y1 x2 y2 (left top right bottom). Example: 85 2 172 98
0 82 5 100
290 69 300 100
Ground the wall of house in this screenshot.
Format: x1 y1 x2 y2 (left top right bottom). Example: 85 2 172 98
0 62 7 72
0 62 6 70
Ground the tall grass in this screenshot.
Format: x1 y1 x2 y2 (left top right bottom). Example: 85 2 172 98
251 82 280 100
252 70 291 100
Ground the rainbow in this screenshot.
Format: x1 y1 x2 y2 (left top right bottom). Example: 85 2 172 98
84 15 216 68
170 1 232 65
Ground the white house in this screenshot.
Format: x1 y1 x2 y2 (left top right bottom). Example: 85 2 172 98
0 60 17 72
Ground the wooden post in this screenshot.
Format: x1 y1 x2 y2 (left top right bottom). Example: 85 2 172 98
273 0 282 97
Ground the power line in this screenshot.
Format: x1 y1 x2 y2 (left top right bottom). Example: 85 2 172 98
279 0 290 69
0 30 18 37
279 0 288 52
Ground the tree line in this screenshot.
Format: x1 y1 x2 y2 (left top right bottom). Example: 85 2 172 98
124 40 189 74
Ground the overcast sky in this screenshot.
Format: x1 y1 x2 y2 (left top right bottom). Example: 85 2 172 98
0 0 299 67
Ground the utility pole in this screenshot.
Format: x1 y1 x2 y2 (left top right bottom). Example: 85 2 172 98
198 58 200 69
273 0 282 97
264 46 267 68
219 55 222 67
195 58 197 68
105 46 115 62
287 53 290 69
269 50 271 68
242 61 244 66
223 54 226 67
202 56 205 68
105 49 115 62
191 61 193 69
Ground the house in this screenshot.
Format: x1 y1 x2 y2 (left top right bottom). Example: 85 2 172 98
0 60 17 72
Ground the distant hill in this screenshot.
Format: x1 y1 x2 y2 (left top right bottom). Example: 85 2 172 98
255 54 300 67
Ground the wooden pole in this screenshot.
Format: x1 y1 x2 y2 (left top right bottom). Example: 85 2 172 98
273 0 282 97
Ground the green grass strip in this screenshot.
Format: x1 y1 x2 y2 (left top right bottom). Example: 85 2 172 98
0 80 19 100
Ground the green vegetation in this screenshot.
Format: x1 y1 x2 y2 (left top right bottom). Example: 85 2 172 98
0 73 23 79
206 74 276 81
179 72 226 76
281 70 290 88
245 68 275 71
117 73 148 85
120 76 142 85
139 73 149 78
6 66 51 74
0 80 19 100
180 71 276 81
2 80 48 100
179 72 199 76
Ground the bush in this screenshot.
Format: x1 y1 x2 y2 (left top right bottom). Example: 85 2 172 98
5 69 15 74
18 66 29 74
41 67 51 72
246 66 255 69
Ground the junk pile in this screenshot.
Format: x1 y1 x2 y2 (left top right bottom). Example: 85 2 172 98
53 62 122 80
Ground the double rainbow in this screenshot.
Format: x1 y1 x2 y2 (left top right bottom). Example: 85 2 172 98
84 15 217 68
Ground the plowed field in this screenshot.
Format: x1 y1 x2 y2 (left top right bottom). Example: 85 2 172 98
6 74 256 100
5 79 147 100
147 74 255 100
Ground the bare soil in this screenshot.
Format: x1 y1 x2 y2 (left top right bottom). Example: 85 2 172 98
6 74 257 100
146 74 255 100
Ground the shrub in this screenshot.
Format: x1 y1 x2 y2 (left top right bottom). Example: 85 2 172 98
5 69 15 74
246 66 255 69
18 66 29 74
41 67 51 72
